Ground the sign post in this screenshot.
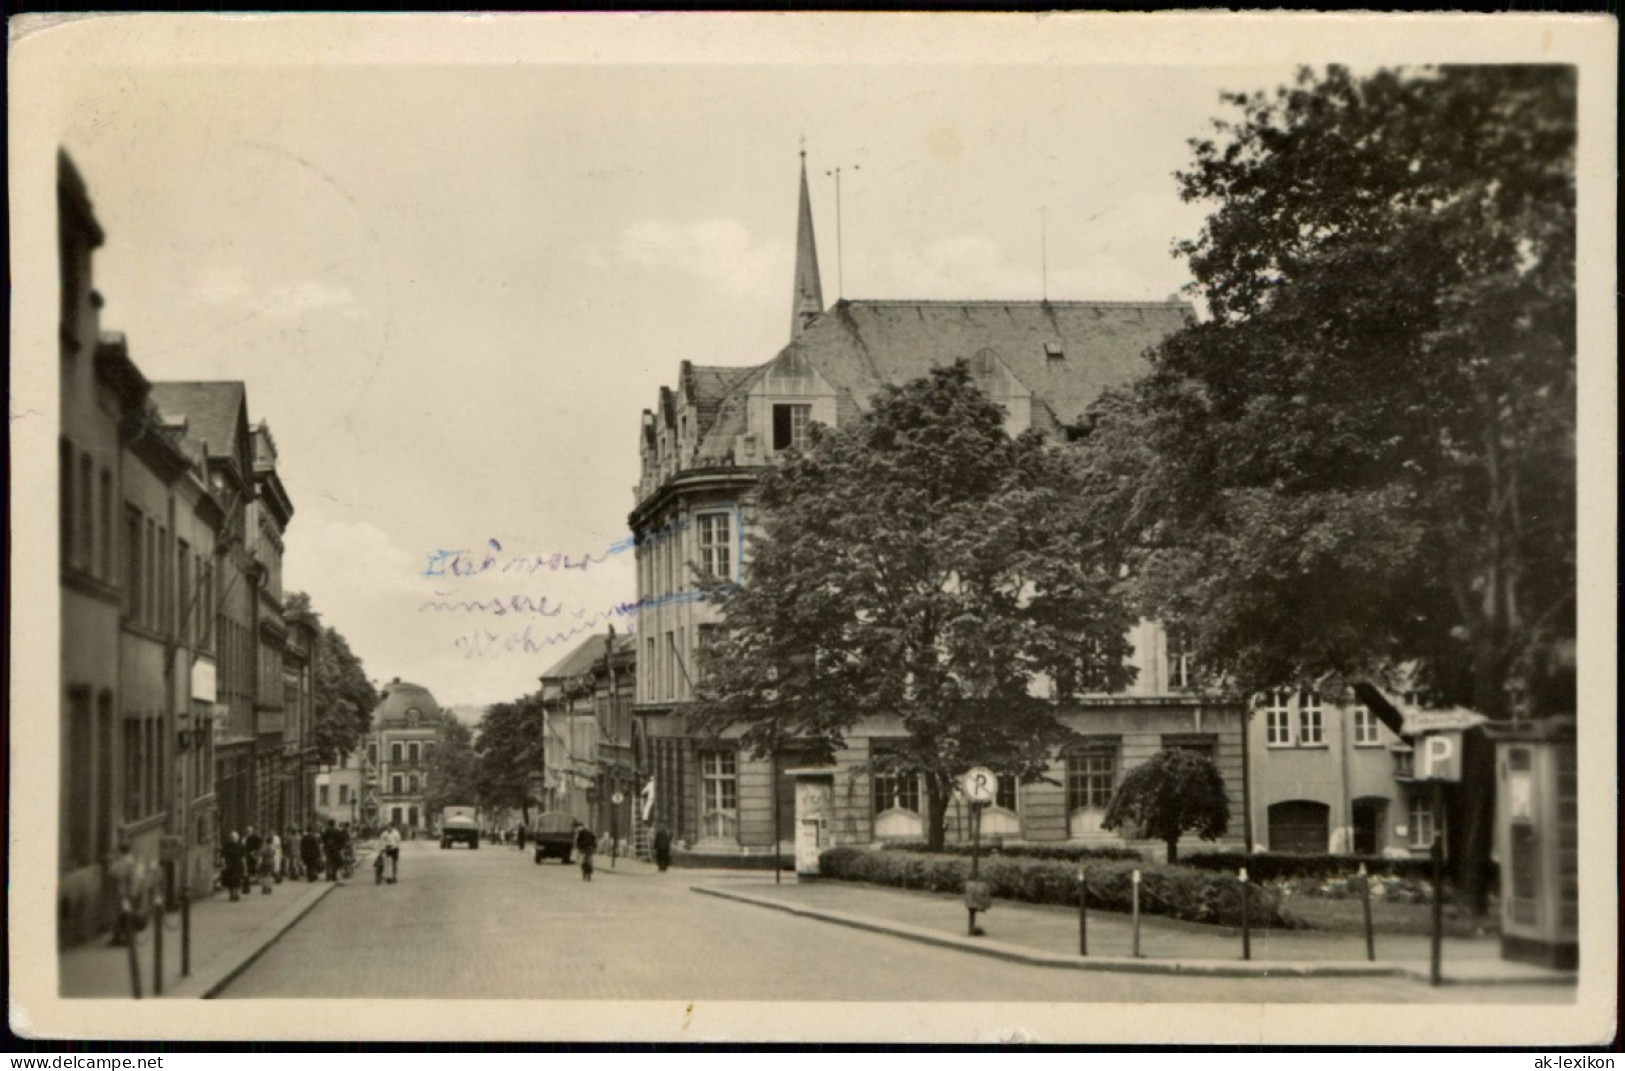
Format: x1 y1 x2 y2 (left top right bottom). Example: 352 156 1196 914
1414 729 1462 986
960 767 997 937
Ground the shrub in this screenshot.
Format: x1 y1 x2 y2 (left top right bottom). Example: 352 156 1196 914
819 847 1290 928
1180 851 1440 883
878 839 1143 863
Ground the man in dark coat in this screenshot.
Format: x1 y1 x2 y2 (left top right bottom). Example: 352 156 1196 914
321 821 343 881
301 827 323 883
652 823 673 873
242 827 263 896
572 822 597 882
220 832 246 903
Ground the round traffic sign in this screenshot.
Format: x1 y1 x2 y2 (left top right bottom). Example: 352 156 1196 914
611 791 625 805
960 766 998 804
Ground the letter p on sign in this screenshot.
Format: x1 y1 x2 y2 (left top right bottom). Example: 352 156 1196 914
1416 731 1462 782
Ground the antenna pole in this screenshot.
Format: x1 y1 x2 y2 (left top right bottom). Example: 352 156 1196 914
826 162 860 299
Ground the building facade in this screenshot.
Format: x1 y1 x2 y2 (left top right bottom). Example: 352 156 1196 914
313 750 365 830
367 679 444 835
629 156 1243 858
538 632 638 847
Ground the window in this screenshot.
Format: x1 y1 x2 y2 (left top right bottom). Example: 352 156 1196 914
391 742 404 763
368 743 378 767
772 403 812 452
699 750 738 840
1163 734 1217 761
697 511 732 580
407 708 421 728
66 689 94 867
391 774 404 795
1409 793 1441 848
1066 744 1117 813
79 452 94 573
338 784 349 805
1353 705 1382 746
177 541 192 647
645 637 657 702
100 470 113 580
995 773 1018 813
408 775 419 795
1166 627 1195 691
1297 690 1324 745
144 518 157 629
408 742 420 764
696 624 725 681
873 768 921 816
123 717 143 821
125 507 143 620
319 784 330 806
1264 690 1293 746
61 439 75 566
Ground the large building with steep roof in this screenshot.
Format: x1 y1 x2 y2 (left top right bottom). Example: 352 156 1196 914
365 678 446 834
628 155 1244 859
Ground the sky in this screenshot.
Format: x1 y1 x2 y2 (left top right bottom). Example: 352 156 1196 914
45 30 1331 707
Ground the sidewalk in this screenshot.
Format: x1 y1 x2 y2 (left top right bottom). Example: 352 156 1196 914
59 844 376 999
691 877 1580 986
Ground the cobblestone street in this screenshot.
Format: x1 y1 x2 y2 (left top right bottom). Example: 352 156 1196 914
221 842 1569 1003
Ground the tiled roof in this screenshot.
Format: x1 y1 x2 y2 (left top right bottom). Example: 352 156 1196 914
374 680 444 726
683 362 757 436
690 298 1191 462
539 631 636 681
149 381 248 462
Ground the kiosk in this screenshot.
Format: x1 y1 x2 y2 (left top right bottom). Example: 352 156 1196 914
787 766 838 881
1482 717 1578 969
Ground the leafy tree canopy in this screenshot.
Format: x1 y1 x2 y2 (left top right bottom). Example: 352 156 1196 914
475 694 545 824
287 591 380 766
1101 748 1230 864
693 360 1138 848
422 715 481 816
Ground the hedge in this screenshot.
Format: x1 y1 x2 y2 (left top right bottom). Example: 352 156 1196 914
1178 850 1485 884
819 847 1291 928
670 850 792 871
878 840 1143 863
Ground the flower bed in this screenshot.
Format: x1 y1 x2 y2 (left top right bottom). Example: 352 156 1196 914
819 847 1291 928
877 839 1143 863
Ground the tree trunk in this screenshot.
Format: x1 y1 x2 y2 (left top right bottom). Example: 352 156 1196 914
925 776 951 851
1165 836 1180 865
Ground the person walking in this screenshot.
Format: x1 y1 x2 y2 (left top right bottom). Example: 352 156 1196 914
257 835 276 894
221 831 246 904
652 822 673 873
270 831 285 885
301 827 322 883
380 823 402 883
572 821 597 882
107 840 141 944
321 821 343 881
242 828 263 897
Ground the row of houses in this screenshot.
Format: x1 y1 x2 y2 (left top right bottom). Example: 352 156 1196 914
57 151 322 946
540 154 1453 864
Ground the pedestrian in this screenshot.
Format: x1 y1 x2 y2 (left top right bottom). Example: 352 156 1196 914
322 820 343 881
242 827 262 897
517 824 527 851
257 835 276 894
301 827 322 883
652 822 673 873
221 831 246 904
572 821 597 882
270 831 285 884
380 823 402 883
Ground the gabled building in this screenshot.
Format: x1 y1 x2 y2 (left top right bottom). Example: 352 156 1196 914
629 154 1243 858
538 632 637 843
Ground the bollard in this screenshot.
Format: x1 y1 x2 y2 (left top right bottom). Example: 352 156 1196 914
125 911 142 1000
1359 863 1375 962
152 901 164 996
181 888 191 978
1130 869 1142 958
1239 868 1251 961
1077 864 1088 957
1429 833 1444 986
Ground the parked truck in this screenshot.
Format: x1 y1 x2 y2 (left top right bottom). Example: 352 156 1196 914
440 806 480 849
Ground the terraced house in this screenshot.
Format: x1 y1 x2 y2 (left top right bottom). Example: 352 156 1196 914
628 154 1246 859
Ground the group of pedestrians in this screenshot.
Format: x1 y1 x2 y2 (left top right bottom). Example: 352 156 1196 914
563 821 673 879
219 821 357 901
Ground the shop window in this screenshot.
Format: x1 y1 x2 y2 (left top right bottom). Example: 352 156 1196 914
699 749 738 840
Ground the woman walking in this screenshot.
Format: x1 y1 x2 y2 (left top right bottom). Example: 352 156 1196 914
221 831 246 903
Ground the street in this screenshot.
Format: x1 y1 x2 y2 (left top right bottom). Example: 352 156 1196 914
222 841 1569 1003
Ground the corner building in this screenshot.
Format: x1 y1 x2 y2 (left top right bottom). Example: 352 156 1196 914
630 155 1246 858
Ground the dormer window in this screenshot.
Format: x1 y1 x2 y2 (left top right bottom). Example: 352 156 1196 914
772 404 811 452
1045 342 1065 362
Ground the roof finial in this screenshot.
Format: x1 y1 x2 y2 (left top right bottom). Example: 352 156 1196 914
799 134 807 161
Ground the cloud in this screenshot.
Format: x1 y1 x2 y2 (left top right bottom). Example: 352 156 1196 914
591 219 788 300
188 267 363 320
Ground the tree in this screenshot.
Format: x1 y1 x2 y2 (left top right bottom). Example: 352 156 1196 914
422 715 481 816
1087 66 1575 909
475 694 544 825
692 361 1138 849
1101 749 1230 864
287 591 380 766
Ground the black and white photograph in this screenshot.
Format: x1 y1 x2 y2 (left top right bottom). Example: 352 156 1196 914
9 12 1617 1047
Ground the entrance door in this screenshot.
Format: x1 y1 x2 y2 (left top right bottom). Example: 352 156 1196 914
1352 797 1387 855
1268 800 1330 854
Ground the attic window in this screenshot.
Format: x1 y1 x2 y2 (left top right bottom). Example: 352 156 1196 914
1044 342 1065 362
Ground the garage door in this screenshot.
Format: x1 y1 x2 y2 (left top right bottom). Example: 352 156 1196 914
1268 800 1330 854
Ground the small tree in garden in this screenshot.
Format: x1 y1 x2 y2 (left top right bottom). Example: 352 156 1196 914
1102 749 1230 864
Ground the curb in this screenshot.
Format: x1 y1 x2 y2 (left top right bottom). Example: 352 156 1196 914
690 885 1578 985
169 869 350 999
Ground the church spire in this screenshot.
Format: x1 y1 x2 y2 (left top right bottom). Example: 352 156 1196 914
790 146 825 341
